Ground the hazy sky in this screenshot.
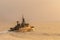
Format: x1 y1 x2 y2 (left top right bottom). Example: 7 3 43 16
0 0 60 24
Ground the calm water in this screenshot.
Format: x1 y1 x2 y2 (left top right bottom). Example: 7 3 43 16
0 22 60 40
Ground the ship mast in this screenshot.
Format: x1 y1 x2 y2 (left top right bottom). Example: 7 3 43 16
21 14 26 27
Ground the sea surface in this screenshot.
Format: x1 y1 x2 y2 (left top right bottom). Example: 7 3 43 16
0 22 60 40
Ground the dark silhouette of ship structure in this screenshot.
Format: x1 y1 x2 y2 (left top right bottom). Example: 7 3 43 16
9 16 34 32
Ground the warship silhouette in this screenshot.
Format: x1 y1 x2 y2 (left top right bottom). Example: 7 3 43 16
8 16 34 32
